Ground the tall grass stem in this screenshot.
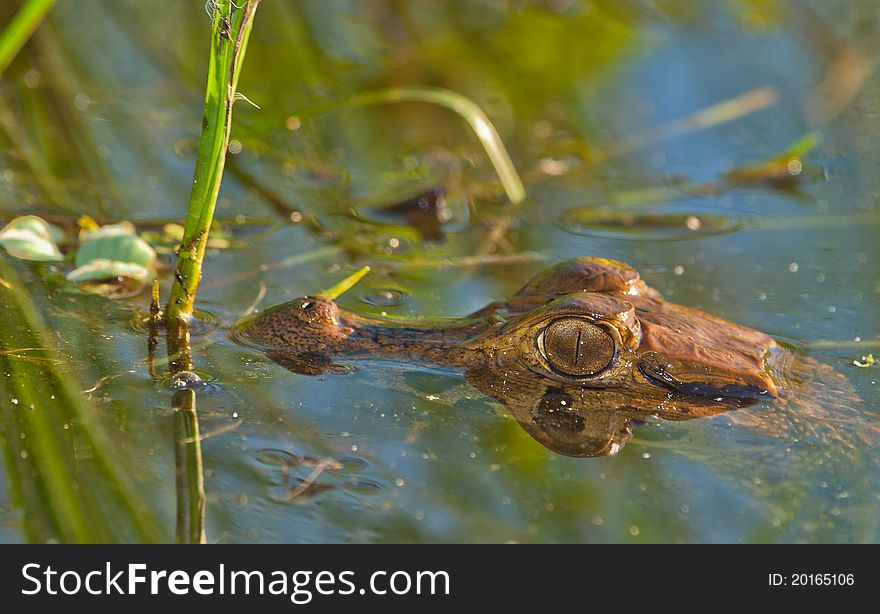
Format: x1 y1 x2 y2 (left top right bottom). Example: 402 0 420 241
166 0 260 321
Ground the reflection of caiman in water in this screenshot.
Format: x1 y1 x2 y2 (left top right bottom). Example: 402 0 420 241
233 258 863 458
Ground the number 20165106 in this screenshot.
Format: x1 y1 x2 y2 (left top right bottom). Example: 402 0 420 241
768 573 854 587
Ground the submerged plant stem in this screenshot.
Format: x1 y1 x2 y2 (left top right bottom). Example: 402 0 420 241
0 0 54 75
166 0 260 321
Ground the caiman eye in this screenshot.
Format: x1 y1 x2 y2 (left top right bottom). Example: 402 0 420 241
538 318 616 377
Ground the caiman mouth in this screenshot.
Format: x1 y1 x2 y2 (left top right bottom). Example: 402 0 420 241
636 353 777 405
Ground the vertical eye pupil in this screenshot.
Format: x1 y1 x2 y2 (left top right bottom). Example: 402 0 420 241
542 318 615 376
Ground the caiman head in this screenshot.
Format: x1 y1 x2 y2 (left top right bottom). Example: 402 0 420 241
235 258 781 457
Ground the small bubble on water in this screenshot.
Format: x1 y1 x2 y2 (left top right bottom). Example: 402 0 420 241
628 526 640 536
592 516 604 526
395 478 406 488
674 265 684 276
789 262 799 273
362 288 405 307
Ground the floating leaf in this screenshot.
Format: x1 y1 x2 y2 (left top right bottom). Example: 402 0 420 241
0 215 64 261
66 259 152 283
67 222 156 295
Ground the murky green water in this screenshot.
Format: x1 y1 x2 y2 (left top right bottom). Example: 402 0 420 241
1 0 878 543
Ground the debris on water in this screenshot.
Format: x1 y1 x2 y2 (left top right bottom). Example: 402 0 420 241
364 186 455 242
168 370 204 390
724 133 822 190
853 354 876 368
561 207 742 241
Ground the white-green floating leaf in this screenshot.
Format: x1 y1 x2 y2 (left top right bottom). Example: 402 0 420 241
74 222 156 271
0 215 64 261
66 259 151 283
66 222 156 292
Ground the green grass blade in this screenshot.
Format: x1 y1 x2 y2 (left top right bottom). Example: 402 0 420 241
0 0 54 75
318 265 371 300
305 86 526 205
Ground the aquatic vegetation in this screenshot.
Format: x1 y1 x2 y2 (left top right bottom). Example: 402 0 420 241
0 215 62 261
66 222 157 295
166 0 261 322
724 133 822 189
310 87 526 205
852 354 876 368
